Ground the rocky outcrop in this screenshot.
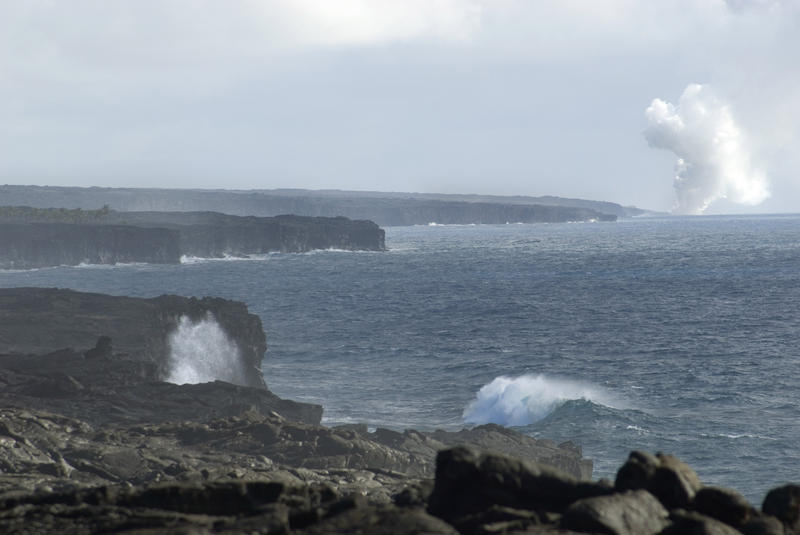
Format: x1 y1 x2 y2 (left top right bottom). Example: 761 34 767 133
0 208 385 268
0 287 268 388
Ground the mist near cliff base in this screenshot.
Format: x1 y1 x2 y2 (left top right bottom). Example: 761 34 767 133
644 84 769 215
165 313 247 385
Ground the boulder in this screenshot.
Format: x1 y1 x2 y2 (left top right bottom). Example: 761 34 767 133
615 451 702 509
615 451 659 492
660 510 745 535
762 485 800 532
693 486 755 530
561 489 669 535
652 453 703 509
427 446 612 529
742 513 786 535
430 424 593 480
299 504 459 535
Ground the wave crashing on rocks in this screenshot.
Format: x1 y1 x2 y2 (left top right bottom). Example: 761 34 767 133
463 374 619 427
165 313 246 385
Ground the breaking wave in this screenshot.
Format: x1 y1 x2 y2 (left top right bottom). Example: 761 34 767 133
164 313 247 385
180 254 272 264
463 374 619 426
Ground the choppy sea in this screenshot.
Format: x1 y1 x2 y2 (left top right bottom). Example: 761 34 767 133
2 214 800 503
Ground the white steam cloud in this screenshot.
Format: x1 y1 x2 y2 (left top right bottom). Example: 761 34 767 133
644 83 769 214
165 313 247 385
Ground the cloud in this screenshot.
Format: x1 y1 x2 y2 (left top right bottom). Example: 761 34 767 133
0 1 798 211
263 0 485 46
644 84 769 214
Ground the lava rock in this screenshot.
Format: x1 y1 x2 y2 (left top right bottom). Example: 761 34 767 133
561 489 669 535
693 486 755 530
661 509 745 535
615 450 702 509
427 446 612 527
763 485 800 532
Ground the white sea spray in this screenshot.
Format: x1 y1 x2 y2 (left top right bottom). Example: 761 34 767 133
165 312 246 385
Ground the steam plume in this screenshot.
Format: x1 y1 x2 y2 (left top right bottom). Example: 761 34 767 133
165 313 246 385
644 83 769 214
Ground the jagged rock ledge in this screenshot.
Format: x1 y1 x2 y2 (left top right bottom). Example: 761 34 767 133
0 207 385 269
0 287 269 389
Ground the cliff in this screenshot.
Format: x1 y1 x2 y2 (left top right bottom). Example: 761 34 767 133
104 211 387 255
0 287 268 389
0 185 622 225
0 208 385 269
0 222 180 269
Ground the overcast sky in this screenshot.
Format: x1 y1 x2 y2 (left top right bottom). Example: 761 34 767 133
1 1 798 213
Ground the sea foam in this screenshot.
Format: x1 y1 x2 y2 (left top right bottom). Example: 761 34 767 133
463 374 618 426
164 313 246 385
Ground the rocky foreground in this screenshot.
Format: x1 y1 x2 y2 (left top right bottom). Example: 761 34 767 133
1 422 797 534
1 289 796 533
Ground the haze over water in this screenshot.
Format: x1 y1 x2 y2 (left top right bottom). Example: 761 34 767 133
2 215 799 502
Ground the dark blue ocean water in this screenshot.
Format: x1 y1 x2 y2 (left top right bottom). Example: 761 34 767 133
2 214 800 503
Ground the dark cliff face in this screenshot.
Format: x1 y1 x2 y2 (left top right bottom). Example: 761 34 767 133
167 214 386 256
0 288 267 389
0 209 385 268
271 215 385 252
0 223 181 269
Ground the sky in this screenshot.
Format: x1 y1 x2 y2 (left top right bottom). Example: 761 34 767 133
1 0 798 213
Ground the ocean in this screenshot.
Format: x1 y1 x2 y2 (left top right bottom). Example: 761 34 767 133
2 214 799 503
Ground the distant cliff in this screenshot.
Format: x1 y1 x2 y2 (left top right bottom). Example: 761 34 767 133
0 207 385 269
0 222 181 269
0 185 623 225
104 211 386 256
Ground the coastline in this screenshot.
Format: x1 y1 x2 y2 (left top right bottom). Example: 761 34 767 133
0 289 794 533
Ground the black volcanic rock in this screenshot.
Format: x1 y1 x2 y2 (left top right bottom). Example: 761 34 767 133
4 442 798 534
616 450 703 509
0 207 385 268
762 485 800 532
103 211 386 255
0 287 268 388
0 222 181 269
427 446 612 530
561 490 669 535
693 486 755 530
